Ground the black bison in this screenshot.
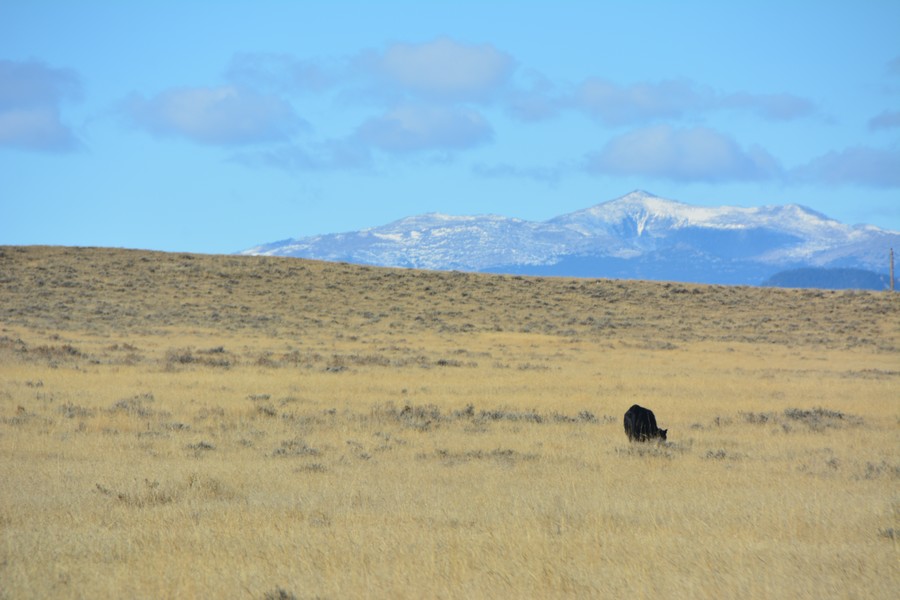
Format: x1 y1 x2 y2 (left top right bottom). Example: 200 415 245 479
624 404 667 442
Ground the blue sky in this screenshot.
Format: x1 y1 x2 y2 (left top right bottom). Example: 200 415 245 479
2 1 899 254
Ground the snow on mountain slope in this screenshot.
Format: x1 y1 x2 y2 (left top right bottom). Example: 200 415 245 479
553 190 851 241
239 190 899 285
244 212 581 270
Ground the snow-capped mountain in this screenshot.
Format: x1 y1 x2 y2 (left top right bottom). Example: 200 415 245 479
240 191 899 286
244 213 578 271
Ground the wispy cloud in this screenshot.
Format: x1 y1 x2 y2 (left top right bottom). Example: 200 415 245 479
355 104 492 153
471 162 564 186
791 146 900 188
231 139 372 172
233 103 494 171
585 125 782 183
570 78 814 125
888 55 900 76
354 37 515 104
225 53 338 94
121 85 307 145
868 110 900 131
0 59 81 152
573 78 715 125
503 69 561 122
719 92 815 121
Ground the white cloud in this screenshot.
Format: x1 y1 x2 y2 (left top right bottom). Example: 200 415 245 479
792 146 900 188
111 39 820 176
586 125 782 182
0 59 81 152
122 85 307 146
356 105 492 153
356 37 515 103
574 78 715 125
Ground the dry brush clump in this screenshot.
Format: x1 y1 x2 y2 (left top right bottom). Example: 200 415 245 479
94 473 240 508
371 401 605 432
739 406 865 433
418 447 540 467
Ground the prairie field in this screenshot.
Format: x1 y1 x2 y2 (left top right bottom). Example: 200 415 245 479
0 245 898 599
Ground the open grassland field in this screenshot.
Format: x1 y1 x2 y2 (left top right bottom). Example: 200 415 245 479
1 245 898 599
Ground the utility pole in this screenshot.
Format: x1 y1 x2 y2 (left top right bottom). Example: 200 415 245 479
891 248 895 292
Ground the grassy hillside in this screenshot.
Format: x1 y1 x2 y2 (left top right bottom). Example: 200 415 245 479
1 246 898 598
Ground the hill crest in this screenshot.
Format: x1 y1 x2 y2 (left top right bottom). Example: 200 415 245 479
2 245 896 353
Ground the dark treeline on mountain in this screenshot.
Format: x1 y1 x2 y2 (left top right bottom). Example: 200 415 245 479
762 267 896 291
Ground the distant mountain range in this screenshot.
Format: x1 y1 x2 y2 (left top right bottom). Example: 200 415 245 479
240 190 899 288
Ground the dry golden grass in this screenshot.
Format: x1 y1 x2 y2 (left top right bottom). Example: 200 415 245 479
1 245 898 598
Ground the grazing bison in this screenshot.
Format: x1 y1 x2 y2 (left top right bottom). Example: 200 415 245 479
624 404 667 442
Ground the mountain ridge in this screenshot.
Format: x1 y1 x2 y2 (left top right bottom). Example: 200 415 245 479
239 190 899 286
